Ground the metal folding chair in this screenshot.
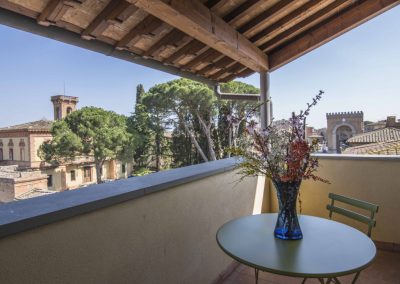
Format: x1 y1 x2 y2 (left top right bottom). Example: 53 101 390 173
304 193 379 284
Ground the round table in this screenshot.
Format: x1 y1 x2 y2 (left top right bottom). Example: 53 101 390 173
216 214 376 282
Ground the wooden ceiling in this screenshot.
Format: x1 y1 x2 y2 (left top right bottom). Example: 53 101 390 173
0 0 398 84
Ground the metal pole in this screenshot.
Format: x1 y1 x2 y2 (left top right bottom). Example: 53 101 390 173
260 72 271 129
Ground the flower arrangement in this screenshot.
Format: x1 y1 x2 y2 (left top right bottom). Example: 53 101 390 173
230 90 329 185
229 90 329 240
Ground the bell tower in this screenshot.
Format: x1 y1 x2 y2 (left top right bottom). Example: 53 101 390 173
51 95 79 120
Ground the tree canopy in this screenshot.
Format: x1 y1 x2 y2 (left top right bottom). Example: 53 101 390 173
39 107 132 184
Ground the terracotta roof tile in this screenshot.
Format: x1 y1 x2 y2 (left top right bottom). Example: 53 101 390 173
343 141 400 155
0 120 53 132
347 127 400 144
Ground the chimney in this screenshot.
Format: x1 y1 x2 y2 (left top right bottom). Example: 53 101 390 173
386 116 396 127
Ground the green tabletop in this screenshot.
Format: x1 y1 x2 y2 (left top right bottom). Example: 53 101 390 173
216 214 376 278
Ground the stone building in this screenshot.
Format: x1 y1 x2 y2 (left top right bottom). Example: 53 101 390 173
326 111 364 152
0 96 132 202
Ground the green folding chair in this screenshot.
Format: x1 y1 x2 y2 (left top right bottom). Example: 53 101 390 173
303 193 379 284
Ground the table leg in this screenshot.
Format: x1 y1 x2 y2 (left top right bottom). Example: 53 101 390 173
254 268 259 284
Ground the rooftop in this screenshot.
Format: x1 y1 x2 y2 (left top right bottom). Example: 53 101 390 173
347 127 400 144
0 119 52 132
343 140 400 155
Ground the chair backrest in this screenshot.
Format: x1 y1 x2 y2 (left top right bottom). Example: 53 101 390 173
327 193 379 237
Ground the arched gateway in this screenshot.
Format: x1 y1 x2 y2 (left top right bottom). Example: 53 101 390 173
326 112 364 152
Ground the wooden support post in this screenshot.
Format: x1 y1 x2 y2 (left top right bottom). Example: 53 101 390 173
260 72 271 129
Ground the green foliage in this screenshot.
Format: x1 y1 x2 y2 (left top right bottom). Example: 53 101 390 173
128 84 152 168
39 107 132 183
133 167 154 176
217 81 260 157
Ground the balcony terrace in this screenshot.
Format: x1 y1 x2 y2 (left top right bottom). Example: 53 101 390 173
0 155 399 283
0 0 399 283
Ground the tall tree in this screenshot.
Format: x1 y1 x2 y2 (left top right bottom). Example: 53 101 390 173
142 90 169 171
148 78 217 162
128 84 152 168
218 81 260 157
39 107 132 184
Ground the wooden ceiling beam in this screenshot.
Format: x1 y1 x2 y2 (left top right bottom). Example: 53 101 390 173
237 0 294 34
82 0 137 40
269 0 400 71
183 49 219 70
204 0 222 9
116 15 163 50
128 0 269 72
209 62 245 80
198 56 234 75
142 29 186 57
163 40 206 65
249 0 325 44
223 0 260 23
37 0 86 26
260 0 348 52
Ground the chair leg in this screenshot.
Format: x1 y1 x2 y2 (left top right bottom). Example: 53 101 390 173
254 268 259 284
352 271 361 284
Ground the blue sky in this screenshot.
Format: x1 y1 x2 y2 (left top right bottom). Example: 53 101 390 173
0 6 399 128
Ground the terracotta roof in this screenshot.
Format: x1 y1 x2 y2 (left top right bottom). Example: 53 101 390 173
343 141 400 155
347 128 400 144
0 120 52 132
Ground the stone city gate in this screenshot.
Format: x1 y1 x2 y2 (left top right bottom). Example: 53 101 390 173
326 111 364 152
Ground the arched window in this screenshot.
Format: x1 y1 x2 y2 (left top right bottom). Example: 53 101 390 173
20 148 25 161
8 139 14 147
9 148 14 160
0 148 3 161
67 107 73 115
56 106 61 120
19 139 26 161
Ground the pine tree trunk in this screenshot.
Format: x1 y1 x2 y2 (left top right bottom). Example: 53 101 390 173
197 113 217 161
95 160 104 184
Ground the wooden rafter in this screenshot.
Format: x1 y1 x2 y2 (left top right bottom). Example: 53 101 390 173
142 29 186 57
198 56 234 75
194 0 296 75
269 0 400 70
260 0 349 52
222 0 260 22
116 15 163 50
163 40 206 65
129 0 269 72
237 0 294 34
82 0 137 40
183 49 220 70
37 0 85 26
249 0 326 44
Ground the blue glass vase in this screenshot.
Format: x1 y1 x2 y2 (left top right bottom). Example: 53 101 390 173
273 180 303 240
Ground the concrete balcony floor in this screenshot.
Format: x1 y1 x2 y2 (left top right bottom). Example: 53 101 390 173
222 250 400 284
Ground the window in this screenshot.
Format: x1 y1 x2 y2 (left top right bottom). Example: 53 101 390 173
70 170 76 181
9 149 13 160
20 148 25 161
47 175 53 187
83 167 92 182
56 107 61 120
67 107 73 115
0 148 3 161
122 164 126 173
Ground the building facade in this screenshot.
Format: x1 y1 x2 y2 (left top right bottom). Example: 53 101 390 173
326 111 364 152
0 96 132 202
